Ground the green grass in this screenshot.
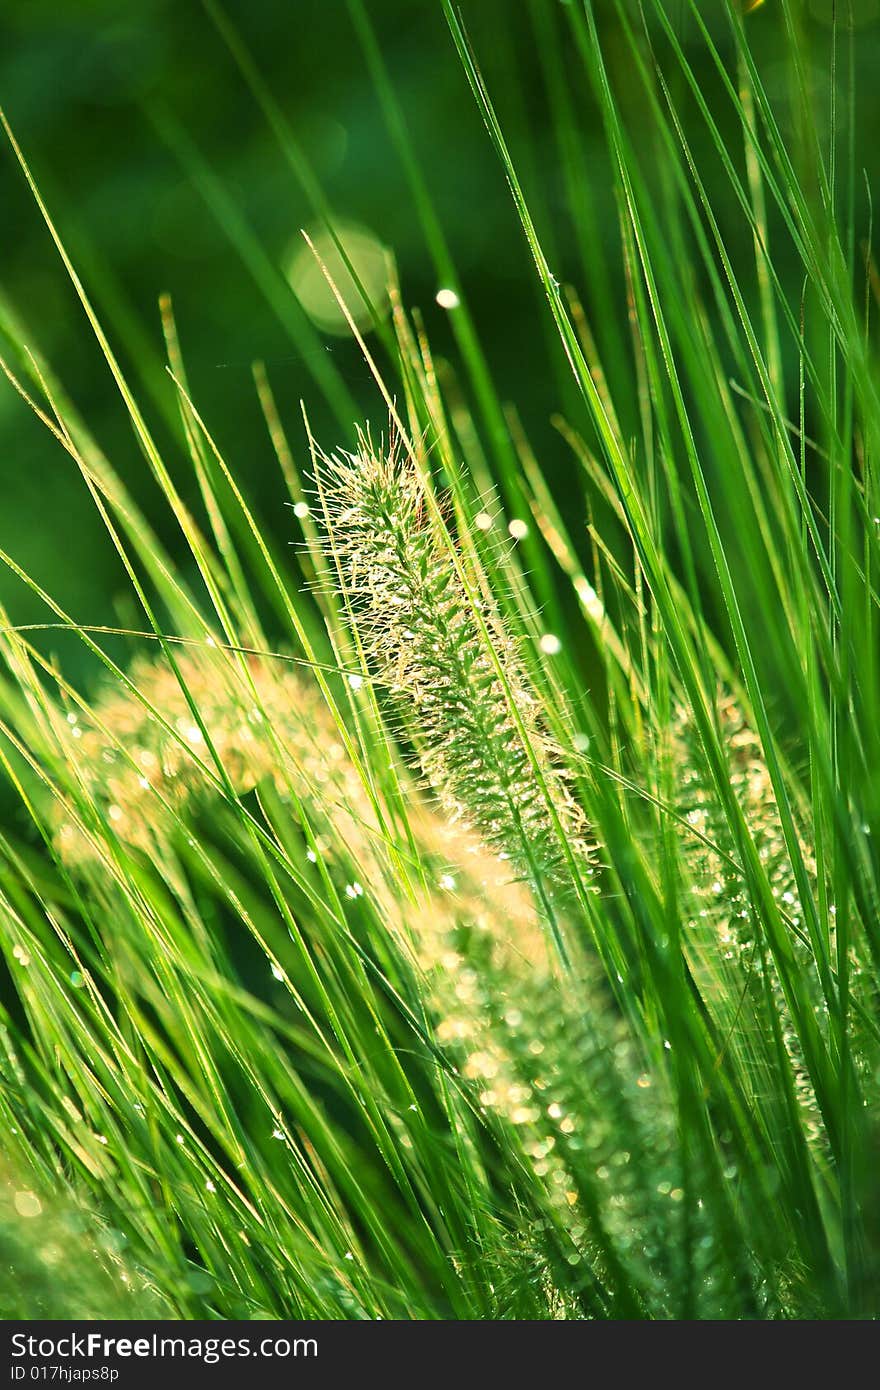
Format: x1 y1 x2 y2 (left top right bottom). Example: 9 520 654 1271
0 0 879 1319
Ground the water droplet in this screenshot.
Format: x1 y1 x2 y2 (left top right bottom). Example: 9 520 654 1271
293 501 310 519
14 1191 42 1219
474 511 493 531
508 518 529 540
435 288 460 310
539 633 562 655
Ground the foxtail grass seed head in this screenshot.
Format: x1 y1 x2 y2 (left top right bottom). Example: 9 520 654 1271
673 693 826 1150
44 643 608 1229
315 431 594 905
51 648 380 875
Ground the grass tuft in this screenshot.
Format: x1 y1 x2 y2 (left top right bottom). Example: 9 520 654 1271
1 0 879 1321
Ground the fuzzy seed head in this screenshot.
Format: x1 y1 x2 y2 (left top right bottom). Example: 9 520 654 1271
315 430 594 902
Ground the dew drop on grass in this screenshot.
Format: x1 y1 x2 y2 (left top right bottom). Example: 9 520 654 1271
508 518 529 540
435 287 460 310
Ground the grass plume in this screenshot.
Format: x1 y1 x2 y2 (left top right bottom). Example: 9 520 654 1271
314 430 595 939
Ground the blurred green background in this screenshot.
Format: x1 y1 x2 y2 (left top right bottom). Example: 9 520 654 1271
1 0 877 666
